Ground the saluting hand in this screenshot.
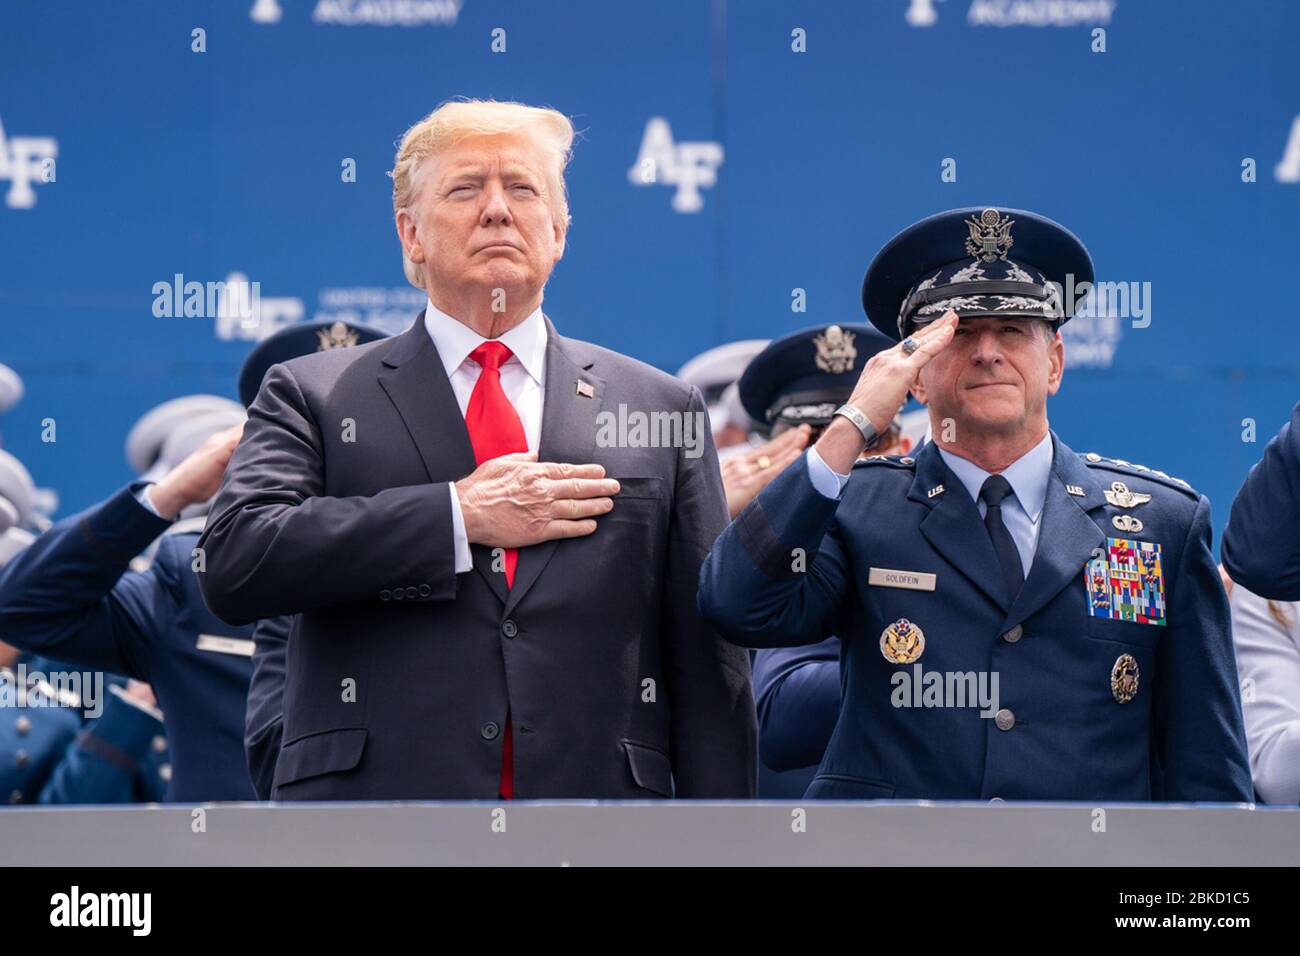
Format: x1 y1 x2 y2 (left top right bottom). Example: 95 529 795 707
721 425 811 518
455 451 621 549
815 311 958 474
148 423 246 520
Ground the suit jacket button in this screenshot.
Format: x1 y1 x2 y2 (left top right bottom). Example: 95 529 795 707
989 796 1005 804
1002 625 1023 643
404 586 418 599
379 589 392 601
14 716 30 736
418 584 431 598
481 721 500 740
502 619 518 639
994 709 1016 731
152 734 167 753
8 790 21 805
14 750 28 769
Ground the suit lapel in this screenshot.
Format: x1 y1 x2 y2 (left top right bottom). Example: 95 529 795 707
909 443 1011 613
377 314 509 606
1004 434 1107 629
505 318 606 615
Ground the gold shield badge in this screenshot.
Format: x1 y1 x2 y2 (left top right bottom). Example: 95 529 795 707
1111 653 1140 704
880 618 926 664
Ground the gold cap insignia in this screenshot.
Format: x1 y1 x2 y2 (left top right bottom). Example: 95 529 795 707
1104 481 1152 509
813 325 857 374
1111 653 1140 703
880 617 926 664
964 208 1015 262
316 321 360 351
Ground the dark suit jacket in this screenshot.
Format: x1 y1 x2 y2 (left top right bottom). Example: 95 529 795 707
199 314 756 800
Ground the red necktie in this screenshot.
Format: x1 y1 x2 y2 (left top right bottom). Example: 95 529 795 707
463 341 527 799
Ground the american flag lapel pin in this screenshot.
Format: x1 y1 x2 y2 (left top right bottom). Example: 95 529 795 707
575 379 595 398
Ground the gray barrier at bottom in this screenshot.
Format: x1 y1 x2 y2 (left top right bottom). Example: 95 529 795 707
2 801 1296 866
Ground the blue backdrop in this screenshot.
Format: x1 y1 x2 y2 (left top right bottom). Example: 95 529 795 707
2 0 1298 542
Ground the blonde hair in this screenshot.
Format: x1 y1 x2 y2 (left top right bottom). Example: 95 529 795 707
389 99 575 288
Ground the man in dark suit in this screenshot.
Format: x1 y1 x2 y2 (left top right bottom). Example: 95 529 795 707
198 99 755 801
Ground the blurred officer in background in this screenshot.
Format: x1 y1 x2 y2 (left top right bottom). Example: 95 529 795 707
700 206 1252 802
0 392 252 801
1 428 169 804
736 323 920 797
1222 401 1300 601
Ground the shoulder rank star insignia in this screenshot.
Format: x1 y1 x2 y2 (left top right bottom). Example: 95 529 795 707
1065 484 1086 497
813 324 857 374
964 208 1015 262
1112 514 1143 534
880 617 926 664
1104 481 1152 509
1111 653 1140 703
316 321 360 350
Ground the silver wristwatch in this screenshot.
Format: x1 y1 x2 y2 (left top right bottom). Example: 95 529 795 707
832 404 879 449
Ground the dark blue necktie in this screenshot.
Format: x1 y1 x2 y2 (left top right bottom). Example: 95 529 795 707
980 475 1025 601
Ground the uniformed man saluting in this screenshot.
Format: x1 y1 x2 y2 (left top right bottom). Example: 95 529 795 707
699 207 1252 802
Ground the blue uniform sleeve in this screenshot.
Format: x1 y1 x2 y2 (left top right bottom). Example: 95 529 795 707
245 614 289 801
37 687 165 804
753 636 842 772
1155 494 1254 802
0 484 176 681
698 451 851 649
1223 401 1300 600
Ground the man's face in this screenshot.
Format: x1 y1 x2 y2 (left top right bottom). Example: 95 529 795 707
912 316 1063 435
397 132 565 303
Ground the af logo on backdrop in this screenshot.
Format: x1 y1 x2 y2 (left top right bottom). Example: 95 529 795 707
0 115 57 209
628 117 724 213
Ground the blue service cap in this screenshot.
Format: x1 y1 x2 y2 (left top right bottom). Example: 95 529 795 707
739 323 897 431
239 319 389 407
862 206 1094 340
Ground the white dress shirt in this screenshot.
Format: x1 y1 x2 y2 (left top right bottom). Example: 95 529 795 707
425 299 548 573
1230 584 1300 803
806 429 1053 579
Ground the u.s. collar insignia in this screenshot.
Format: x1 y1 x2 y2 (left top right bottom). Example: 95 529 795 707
316 321 360 351
813 325 857 374
1111 653 1140 703
1065 484 1086 497
964 208 1015 262
880 617 926 664
1104 481 1152 509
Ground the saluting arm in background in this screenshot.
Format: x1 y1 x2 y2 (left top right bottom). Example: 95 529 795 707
699 317 957 647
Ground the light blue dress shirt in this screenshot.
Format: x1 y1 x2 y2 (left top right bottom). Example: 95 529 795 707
806 430 1054 578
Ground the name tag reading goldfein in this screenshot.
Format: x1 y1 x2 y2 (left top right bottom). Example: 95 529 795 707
868 567 937 592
